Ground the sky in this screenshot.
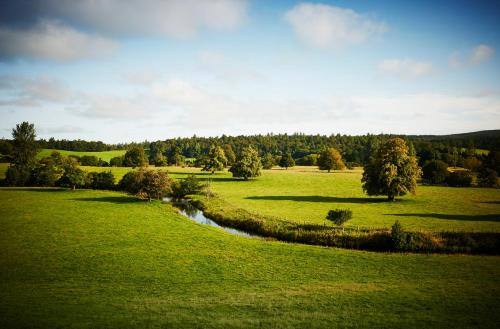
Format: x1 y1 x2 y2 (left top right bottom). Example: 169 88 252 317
0 0 499 143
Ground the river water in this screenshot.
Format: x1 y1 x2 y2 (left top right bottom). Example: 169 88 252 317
164 197 258 238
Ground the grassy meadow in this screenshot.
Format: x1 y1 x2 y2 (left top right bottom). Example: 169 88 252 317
1 162 499 233
37 149 126 162
1 187 499 328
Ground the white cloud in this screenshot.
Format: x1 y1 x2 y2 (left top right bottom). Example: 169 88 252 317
77 94 153 119
0 20 117 62
378 58 433 79
449 44 495 68
284 3 386 49
50 0 248 39
0 76 73 107
470 44 495 64
124 69 161 85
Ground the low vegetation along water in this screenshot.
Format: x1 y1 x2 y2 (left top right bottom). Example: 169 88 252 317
164 197 258 238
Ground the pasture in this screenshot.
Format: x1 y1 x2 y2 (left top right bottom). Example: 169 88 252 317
1 161 499 233
81 165 500 233
37 149 126 162
0 187 499 328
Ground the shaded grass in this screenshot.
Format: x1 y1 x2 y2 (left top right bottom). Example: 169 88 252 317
1 188 499 328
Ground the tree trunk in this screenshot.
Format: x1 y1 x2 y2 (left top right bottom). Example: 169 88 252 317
72 185 75 191
328 169 331 173
388 194 395 201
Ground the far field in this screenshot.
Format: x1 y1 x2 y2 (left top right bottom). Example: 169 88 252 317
79 165 500 233
0 188 499 328
1 161 499 233
37 149 126 162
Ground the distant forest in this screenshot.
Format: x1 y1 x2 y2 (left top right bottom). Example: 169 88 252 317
1 130 499 167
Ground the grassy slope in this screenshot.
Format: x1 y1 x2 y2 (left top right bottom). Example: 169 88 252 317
0 188 499 328
37 149 126 162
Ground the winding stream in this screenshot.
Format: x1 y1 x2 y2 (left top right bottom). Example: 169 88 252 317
164 197 259 238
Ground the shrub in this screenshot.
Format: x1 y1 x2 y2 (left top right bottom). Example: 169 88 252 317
86 171 115 190
445 171 472 187
326 209 352 226
119 168 172 200
422 160 449 184
80 155 99 166
109 156 124 167
477 168 498 188
170 175 203 199
391 220 406 250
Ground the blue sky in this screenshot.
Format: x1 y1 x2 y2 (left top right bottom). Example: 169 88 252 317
0 0 499 142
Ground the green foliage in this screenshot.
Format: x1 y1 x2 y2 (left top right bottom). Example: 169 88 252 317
326 209 352 226
169 153 185 166
57 157 86 190
261 152 275 169
202 145 227 173
30 155 64 187
109 156 124 167
296 154 319 166
6 122 38 186
478 168 498 188
445 172 473 187
223 144 236 166
318 148 345 172
86 171 115 190
279 153 295 169
123 146 148 168
80 155 99 166
422 160 449 184
119 168 172 200
362 138 421 201
229 146 262 180
170 175 203 199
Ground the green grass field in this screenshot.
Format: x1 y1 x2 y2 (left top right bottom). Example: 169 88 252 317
37 149 126 162
2 163 499 233
0 187 499 328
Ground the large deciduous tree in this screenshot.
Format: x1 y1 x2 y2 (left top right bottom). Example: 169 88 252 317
229 146 262 180
202 145 227 173
361 138 421 201
123 146 148 168
318 148 345 172
5 122 38 186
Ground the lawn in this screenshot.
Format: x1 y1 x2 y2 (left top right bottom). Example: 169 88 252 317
37 149 126 162
127 166 500 233
2 163 500 232
0 187 499 328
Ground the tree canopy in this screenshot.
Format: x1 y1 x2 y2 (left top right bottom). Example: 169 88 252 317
361 138 421 201
318 148 345 172
229 146 262 180
202 145 227 173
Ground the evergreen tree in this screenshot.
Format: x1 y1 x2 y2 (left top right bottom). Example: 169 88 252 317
279 153 295 170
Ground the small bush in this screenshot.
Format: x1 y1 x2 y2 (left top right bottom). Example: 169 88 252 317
170 175 203 199
326 209 352 226
119 168 172 200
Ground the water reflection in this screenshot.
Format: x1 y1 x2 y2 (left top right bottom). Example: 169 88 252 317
164 197 258 238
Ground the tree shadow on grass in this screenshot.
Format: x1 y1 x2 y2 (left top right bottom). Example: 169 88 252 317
166 171 235 182
479 201 500 205
245 195 394 204
70 196 140 204
386 213 500 222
